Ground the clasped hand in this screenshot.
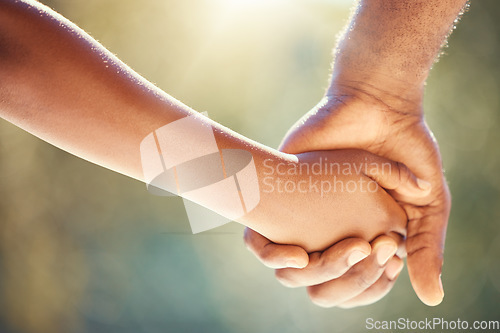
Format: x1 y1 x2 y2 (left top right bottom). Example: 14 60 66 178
244 84 450 308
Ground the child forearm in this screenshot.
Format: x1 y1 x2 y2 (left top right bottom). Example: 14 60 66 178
0 0 297 232
0 0 286 181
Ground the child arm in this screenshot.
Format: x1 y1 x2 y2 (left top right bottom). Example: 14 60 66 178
0 0 419 252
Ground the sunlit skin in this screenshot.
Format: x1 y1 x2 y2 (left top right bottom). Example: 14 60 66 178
1 0 469 309
246 0 469 307
0 0 430 309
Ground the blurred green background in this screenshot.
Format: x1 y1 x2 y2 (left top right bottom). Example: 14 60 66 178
0 0 499 332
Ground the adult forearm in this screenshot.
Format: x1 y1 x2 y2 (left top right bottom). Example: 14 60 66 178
330 0 468 107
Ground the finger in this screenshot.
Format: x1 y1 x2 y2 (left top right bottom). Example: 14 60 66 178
383 124 450 306
387 231 407 258
406 199 449 306
307 235 398 308
338 256 404 308
280 115 430 200
361 153 432 201
243 227 309 269
275 238 371 288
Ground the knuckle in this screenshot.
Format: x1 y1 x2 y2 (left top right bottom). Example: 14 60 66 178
320 258 345 279
258 246 274 263
274 270 297 288
354 272 375 290
406 231 441 257
320 251 342 267
395 161 410 184
307 288 336 308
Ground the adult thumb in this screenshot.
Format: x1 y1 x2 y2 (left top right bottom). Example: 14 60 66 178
406 209 449 306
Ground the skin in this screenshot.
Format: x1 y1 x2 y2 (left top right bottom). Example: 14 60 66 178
245 228 407 308
242 150 412 253
246 0 468 307
0 0 424 287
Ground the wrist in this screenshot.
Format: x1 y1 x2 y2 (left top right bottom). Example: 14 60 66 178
328 68 425 115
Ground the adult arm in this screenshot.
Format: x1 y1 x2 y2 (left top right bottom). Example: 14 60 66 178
276 0 468 306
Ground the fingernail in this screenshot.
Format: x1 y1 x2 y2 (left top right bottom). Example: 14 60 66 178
286 260 301 268
385 260 404 280
376 244 397 266
347 250 369 267
417 178 432 191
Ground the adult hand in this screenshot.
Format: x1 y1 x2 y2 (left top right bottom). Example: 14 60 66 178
245 228 406 308
244 0 463 307
243 143 427 308
279 83 450 306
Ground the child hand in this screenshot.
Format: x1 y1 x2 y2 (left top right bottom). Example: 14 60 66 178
241 149 427 253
